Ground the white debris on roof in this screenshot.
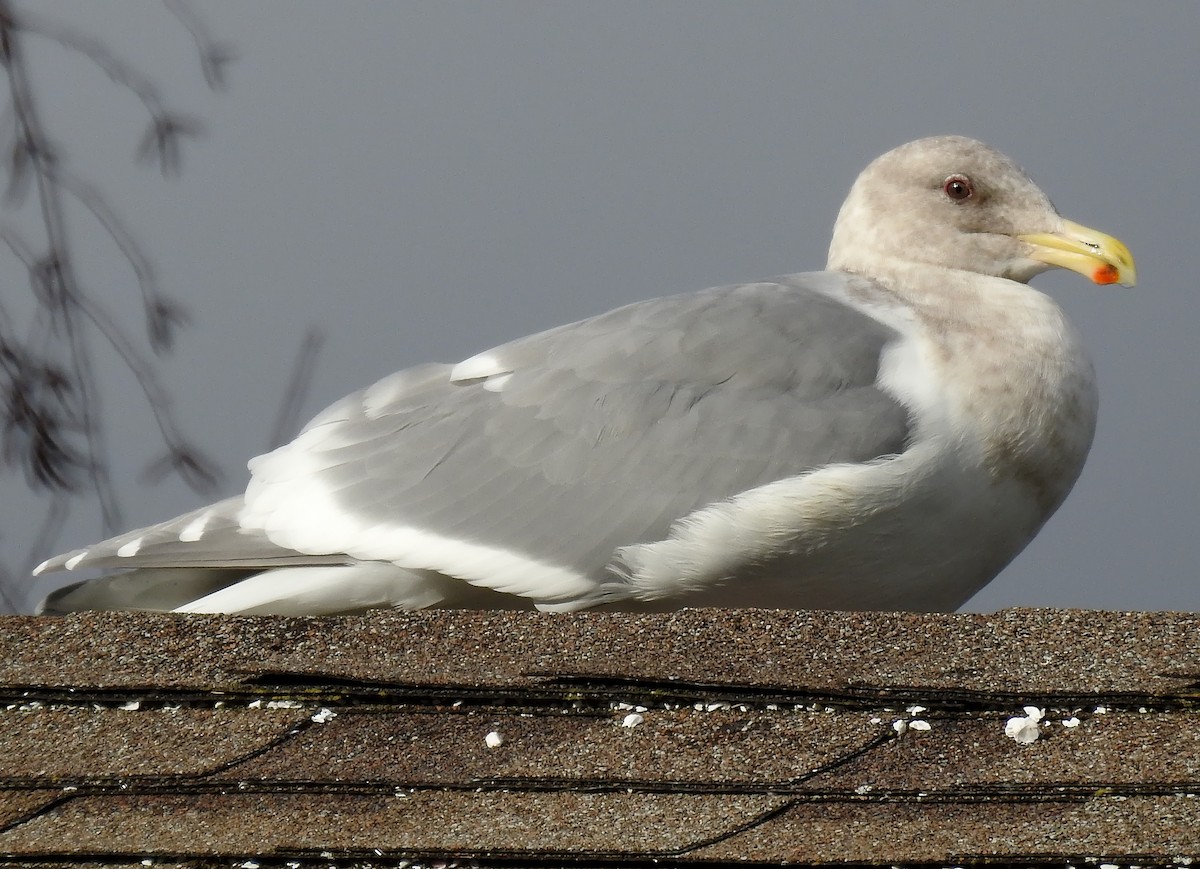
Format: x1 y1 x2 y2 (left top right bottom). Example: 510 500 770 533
484 729 504 748
621 712 644 728
1004 706 1045 744
310 707 337 724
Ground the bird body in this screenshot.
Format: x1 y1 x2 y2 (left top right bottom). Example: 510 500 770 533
34 136 1134 615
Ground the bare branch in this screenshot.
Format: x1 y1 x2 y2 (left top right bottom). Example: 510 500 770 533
0 1 230 589
64 282 220 495
18 10 169 117
162 0 236 90
135 112 203 177
268 327 325 450
17 7 208 176
0 3 123 533
52 166 192 352
0 221 35 266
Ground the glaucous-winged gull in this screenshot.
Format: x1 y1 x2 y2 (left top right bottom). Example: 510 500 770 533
34 136 1135 615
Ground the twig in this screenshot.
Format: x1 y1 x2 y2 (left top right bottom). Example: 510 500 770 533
163 0 236 90
268 327 325 450
0 1 232 609
0 2 122 532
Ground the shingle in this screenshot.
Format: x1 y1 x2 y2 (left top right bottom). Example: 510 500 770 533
691 795 1200 862
809 711 1200 792
0 791 787 857
215 707 884 787
3 609 1199 699
0 790 61 828
0 707 307 782
3 608 1199 864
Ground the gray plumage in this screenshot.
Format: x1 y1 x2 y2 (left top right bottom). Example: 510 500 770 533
35 136 1135 615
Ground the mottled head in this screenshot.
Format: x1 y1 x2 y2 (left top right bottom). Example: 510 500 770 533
827 135 1135 287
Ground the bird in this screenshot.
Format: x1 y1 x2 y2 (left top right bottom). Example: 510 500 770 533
34 136 1135 616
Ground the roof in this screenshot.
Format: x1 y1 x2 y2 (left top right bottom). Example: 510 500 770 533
1 607 1199 865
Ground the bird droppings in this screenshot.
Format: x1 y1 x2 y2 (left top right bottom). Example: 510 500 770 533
1005 706 1046 744
620 712 644 729
310 707 337 724
1063 716 1082 728
484 729 504 748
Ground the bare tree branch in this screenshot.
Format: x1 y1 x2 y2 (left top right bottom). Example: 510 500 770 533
163 0 236 90
268 327 325 451
51 167 191 352
14 6 206 176
0 2 122 534
0 0 232 611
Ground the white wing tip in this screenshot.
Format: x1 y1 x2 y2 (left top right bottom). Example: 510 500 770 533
116 538 144 558
178 511 213 543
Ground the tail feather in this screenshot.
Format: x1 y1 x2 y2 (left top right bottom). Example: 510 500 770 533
173 563 449 615
33 496 342 575
37 567 255 614
38 562 546 615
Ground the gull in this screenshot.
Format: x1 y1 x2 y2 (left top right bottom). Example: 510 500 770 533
35 136 1135 615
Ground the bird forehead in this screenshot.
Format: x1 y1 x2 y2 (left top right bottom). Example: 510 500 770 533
858 139 1055 228
873 136 1033 189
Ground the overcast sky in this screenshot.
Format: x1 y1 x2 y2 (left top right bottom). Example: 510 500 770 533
6 2 1198 613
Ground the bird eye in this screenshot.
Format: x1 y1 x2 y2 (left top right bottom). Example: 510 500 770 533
943 174 974 202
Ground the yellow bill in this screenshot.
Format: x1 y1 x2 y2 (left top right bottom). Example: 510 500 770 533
1019 219 1136 287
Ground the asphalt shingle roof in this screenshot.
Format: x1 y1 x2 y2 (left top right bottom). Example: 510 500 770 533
1 608 1198 865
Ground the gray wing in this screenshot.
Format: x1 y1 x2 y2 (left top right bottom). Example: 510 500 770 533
40 272 911 605
243 272 911 591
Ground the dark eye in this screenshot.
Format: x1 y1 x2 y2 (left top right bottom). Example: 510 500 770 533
943 174 974 202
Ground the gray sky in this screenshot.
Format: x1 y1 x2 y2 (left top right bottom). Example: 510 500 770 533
7 1 1198 612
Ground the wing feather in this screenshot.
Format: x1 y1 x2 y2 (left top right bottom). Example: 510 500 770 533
38 272 913 610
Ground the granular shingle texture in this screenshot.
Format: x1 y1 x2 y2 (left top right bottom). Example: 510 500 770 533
1 607 1198 866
